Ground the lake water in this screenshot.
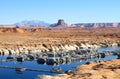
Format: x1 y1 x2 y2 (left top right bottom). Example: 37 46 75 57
0 46 120 79
98 46 120 52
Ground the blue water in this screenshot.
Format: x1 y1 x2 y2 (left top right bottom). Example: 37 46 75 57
0 46 120 79
98 46 120 52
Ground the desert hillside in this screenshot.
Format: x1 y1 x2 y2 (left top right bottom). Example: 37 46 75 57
0 26 120 52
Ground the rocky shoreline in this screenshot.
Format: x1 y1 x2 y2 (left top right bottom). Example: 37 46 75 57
39 59 120 79
0 39 120 55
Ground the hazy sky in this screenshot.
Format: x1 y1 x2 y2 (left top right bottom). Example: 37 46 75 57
0 0 120 24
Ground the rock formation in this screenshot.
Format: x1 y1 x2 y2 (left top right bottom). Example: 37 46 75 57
50 19 68 27
71 23 120 28
39 59 120 79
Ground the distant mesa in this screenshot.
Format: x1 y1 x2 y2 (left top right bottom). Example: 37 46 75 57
71 23 120 28
0 19 120 28
50 19 120 28
50 19 68 27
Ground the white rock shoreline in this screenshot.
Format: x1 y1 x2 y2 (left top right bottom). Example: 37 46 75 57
0 42 119 55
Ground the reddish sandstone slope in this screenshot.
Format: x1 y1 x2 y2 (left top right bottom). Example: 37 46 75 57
0 27 120 48
40 59 120 79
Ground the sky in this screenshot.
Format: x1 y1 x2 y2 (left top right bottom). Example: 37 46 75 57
0 0 120 24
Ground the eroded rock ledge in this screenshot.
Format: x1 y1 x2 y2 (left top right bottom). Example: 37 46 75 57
0 39 119 55
39 59 120 79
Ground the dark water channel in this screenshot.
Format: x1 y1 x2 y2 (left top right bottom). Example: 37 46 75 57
0 46 120 79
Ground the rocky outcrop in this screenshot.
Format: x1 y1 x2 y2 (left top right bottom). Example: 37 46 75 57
0 27 26 33
57 19 67 26
50 19 68 27
39 59 120 79
0 41 119 55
